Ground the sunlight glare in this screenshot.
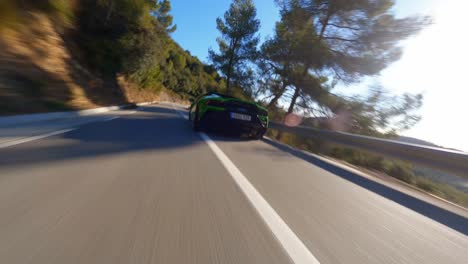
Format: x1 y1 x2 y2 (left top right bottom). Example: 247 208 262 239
380 0 468 151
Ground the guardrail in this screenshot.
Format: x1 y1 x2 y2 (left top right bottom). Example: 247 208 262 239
269 122 468 178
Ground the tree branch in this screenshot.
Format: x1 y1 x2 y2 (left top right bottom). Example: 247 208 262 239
327 23 361 31
323 36 359 42
318 11 332 40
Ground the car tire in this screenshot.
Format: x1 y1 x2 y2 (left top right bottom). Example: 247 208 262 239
192 107 201 132
251 130 265 140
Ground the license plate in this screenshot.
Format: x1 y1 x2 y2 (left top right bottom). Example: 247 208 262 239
230 112 251 121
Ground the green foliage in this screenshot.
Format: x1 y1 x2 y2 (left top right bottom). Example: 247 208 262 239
260 0 429 134
48 0 74 25
321 85 424 136
385 161 416 184
73 0 223 97
301 0 431 82
154 0 177 33
209 0 260 91
413 176 468 207
0 0 73 28
15 0 225 100
42 100 72 111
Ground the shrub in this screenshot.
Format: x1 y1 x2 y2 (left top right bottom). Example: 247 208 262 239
0 0 74 28
385 162 415 184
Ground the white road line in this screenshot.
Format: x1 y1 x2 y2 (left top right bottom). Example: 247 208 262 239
102 116 120 122
0 128 76 149
200 133 320 264
1 108 132 149
101 107 137 121
381 225 393 233
173 107 189 120
179 113 189 120
171 105 320 264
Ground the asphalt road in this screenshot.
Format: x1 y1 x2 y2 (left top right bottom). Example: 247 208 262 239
0 104 467 264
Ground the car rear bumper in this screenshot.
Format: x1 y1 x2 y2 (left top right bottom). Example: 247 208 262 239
201 109 267 135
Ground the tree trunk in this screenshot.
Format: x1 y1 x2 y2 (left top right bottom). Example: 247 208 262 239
294 63 310 106
267 81 288 108
226 38 239 91
104 1 114 26
276 86 300 141
287 86 300 114
318 11 332 41
268 93 282 109
226 51 233 91
226 67 232 91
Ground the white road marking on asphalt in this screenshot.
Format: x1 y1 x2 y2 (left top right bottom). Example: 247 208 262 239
170 104 320 264
381 225 393 233
0 129 76 149
0 110 131 149
102 116 120 122
174 108 189 120
199 133 320 264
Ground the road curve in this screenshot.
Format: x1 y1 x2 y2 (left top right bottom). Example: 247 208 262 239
0 104 467 264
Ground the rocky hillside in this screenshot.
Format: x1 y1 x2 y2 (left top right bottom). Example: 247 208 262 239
0 0 221 116
0 12 163 115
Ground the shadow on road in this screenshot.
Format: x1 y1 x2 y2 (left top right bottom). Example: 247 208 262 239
262 138 468 236
0 106 207 167
3 105 465 236
0 105 255 170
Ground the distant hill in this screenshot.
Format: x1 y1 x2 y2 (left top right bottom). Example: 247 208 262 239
397 136 465 153
395 137 468 192
396 136 440 148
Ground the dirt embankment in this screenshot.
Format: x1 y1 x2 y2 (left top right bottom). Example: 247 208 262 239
0 12 166 116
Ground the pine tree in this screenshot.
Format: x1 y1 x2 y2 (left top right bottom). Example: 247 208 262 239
209 0 260 91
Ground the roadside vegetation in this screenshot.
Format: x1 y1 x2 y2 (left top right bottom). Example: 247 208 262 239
267 129 468 208
1 1 465 206
0 0 229 114
206 0 466 207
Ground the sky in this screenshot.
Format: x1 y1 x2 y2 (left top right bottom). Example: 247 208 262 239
171 0 468 152
171 0 279 61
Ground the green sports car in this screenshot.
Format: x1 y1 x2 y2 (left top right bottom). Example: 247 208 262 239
188 92 269 139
